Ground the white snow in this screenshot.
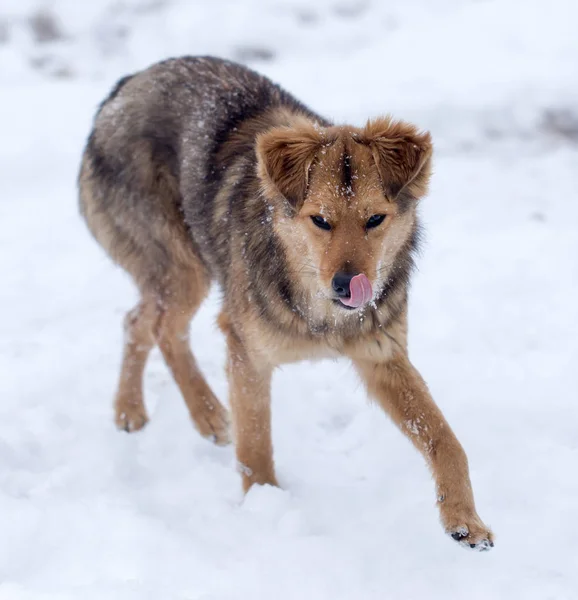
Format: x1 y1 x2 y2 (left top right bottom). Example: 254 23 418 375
1 1 578 598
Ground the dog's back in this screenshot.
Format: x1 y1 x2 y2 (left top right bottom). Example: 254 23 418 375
79 56 323 295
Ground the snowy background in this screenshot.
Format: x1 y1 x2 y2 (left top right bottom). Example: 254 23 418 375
1 1 578 598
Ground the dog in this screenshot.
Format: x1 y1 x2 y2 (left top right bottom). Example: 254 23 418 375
78 56 493 550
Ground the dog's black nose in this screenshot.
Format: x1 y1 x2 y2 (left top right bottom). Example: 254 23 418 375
332 272 354 298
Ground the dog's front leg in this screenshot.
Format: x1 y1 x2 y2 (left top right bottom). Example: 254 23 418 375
353 352 494 550
224 329 277 492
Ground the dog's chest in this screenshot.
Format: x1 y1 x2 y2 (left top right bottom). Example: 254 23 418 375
251 325 397 366
267 336 341 365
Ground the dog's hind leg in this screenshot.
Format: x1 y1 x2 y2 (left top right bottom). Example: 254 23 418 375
155 288 230 446
115 297 160 432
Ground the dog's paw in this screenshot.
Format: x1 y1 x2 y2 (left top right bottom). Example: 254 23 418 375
240 464 280 493
194 402 231 446
449 525 494 552
115 405 149 433
439 500 493 551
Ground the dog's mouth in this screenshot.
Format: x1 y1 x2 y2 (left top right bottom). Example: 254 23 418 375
332 299 357 311
331 274 373 311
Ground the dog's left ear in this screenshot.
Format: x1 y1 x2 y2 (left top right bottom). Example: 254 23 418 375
256 123 323 210
360 117 433 201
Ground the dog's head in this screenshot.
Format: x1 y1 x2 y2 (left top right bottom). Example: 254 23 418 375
256 116 432 315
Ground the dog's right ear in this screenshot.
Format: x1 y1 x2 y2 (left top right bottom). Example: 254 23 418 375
256 123 323 210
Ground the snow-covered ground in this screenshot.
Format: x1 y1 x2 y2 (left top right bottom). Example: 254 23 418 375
1 1 578 599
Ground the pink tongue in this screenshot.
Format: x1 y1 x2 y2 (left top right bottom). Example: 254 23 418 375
340 273 373 308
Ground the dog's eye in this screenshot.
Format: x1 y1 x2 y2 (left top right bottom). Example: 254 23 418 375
311 215 331 231
366 214 386 229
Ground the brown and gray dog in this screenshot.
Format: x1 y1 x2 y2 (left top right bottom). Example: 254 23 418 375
79 56 493 550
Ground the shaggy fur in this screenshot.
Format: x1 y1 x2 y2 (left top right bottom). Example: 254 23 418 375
79 56 493 549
